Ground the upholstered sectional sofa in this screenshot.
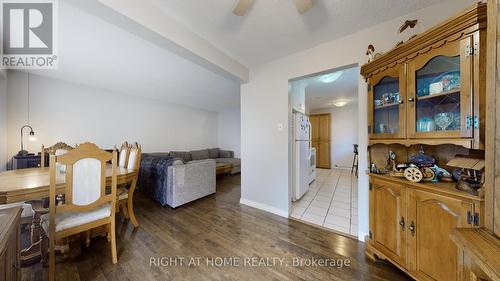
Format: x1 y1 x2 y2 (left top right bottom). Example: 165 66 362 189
138 148 239 208
170 148 241 175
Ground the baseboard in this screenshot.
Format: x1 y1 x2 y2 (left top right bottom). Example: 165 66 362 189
239 198 288 218
358 232 367 242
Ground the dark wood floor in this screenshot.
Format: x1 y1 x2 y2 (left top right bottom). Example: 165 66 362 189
22 175 411 281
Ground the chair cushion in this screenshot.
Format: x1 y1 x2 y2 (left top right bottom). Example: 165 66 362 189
41 203 111 233
0 202 34 219
190 149 210 160
169 151 192 163
208 148 220 159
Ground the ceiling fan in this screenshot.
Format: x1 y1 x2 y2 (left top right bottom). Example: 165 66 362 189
233 0 314 16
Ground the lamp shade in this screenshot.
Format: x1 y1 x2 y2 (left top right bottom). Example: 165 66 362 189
28 130 36 141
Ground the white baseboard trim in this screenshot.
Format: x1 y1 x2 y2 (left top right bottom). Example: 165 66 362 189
239 198 288 218
358 232 367 242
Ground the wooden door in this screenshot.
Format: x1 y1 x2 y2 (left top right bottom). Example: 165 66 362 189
310 113 331 168
368 65 406 139
369 179 407 267
407 36 474 139
407 190 474 281
310 115 319 142
317 142 330 168
319 114 330 141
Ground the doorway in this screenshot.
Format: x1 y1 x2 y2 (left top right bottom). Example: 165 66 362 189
289 65 359 237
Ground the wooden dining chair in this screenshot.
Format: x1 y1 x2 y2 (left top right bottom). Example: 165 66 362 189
35 142 75 247
118 142 130 169
117 142 141 228
41 142 74 168
41 142 118 281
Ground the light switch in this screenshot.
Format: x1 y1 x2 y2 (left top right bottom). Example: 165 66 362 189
277 123 284 131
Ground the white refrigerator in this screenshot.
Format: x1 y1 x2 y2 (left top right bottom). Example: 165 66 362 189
292 112 311 201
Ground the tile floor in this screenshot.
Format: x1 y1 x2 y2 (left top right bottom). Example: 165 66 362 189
291 168 358 236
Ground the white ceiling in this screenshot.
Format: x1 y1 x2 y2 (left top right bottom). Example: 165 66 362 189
304 66 358 112
29 0 240 112
145 0 446 67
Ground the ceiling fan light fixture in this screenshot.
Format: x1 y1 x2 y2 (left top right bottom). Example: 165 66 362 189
293 0 314 15
233 0 254 16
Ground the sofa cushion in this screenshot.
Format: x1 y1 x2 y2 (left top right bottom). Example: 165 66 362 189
219 150 234 158
172 159 184 166
208 148 220 159
190 149 210 160
216 158 241 167
169 151 192 163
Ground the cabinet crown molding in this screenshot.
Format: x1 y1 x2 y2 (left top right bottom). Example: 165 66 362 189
361 3 487 79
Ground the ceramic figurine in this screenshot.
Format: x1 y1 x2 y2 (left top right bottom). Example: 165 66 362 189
366 44 375 62
399 19 418 33
398 19 421 43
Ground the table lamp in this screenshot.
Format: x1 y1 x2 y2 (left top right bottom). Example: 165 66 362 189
18 125 36 156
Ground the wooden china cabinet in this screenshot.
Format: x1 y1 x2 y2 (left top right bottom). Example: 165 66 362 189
363 4 486 150
362 3 490 281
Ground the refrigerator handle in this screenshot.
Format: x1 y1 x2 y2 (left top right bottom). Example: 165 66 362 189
307 120 312 157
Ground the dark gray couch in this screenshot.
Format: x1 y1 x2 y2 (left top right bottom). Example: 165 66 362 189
169 148 241 174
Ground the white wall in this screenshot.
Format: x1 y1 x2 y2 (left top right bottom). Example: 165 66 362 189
311 103 359 168
0 72 7 171
240 0 476 240
289 80 306 113
6 71 219 163
217 107 241 158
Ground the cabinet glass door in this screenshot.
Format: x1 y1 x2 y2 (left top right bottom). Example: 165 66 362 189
408 38 472 138
369 66 405 139
416 55 461 133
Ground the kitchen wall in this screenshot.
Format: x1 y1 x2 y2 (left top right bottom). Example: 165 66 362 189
5 71 219 164
240 0 476 240
0 71 7 171
217 107 241 158
311 103 359 168
289 80 306 114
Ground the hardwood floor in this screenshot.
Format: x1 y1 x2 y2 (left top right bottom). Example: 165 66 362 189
22 175 411 281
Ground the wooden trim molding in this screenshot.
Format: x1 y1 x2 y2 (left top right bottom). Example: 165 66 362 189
368 138 474 149
361 3 487 79
450 228 500 281
485 0 500 236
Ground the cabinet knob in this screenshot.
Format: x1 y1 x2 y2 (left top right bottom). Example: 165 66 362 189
399 217 405 230
398 99 404 104
408 97 415 102
409 221 416 236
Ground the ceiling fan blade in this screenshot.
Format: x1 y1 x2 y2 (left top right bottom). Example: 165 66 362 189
233 0 254 16
293 0 313 15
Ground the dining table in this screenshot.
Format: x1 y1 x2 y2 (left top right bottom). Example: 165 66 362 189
0 166 136 204
0 165 136 265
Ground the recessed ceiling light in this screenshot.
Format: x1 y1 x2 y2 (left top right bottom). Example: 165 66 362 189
319 71 343 83
333 99 349 107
